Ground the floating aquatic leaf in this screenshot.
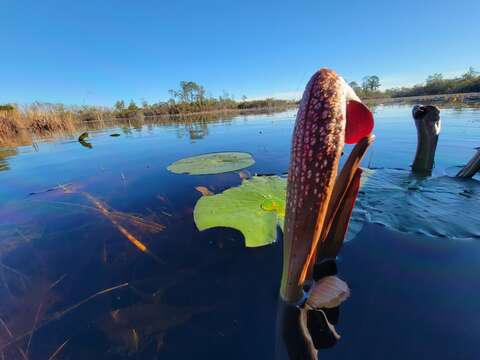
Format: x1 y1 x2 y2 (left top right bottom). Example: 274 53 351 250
260 198 285 215
110 133 121 137
195 186 214 196
167 152 254 175
193 176 286 247
78 132 92 148
78 132 89 141
79 139 92 149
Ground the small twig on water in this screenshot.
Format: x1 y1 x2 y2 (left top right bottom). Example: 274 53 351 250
46 339 70 360
28 184 72 197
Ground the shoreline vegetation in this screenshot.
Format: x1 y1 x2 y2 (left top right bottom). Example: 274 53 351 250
351 67 480 99
2 68 480 144
0 80 297 145
364 91 480 106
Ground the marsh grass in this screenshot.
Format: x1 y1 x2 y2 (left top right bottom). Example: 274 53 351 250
0 104 112 145
0 101 296 146
0 109 23 144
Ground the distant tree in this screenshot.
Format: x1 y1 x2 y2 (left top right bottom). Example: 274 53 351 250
462 67 479 80
424 73 446 94
241 95 247 102
368 76 381 91
141 99 149 109
426 73 443 84
169 81 206 103
362 76 381 92
222 90 230 100
179 81 194 102
127 100 138 111
348 81 362 93
194 85 206 103
361 76 370 92
114 100 125 112
168 89 179 103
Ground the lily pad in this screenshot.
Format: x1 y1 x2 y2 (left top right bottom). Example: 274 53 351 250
167 152 254 175
78 132 89 141
193 176 286 247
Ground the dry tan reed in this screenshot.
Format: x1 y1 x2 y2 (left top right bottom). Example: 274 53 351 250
0 105 112 145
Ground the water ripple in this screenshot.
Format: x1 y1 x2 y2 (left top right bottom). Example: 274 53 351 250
347 168 480 241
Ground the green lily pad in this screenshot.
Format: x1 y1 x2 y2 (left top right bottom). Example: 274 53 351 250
193 176 287 247
167 152 254 175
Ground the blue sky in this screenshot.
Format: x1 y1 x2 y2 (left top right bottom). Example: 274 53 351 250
1 0 479 106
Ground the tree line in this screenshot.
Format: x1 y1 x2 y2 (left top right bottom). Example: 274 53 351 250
113 81 295 117
349 67 480 99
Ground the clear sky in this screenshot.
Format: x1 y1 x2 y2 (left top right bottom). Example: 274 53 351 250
1 0 479 106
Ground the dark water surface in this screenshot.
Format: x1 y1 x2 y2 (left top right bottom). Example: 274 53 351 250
0 106 479 359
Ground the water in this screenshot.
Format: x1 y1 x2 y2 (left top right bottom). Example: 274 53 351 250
0 105 479 359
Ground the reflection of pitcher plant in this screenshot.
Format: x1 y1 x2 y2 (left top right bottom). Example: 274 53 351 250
278 69 375 359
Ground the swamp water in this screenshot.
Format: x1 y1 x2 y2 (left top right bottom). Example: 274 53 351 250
0 105 479 359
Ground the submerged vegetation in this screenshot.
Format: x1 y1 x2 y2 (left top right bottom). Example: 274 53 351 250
0 185 171 359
